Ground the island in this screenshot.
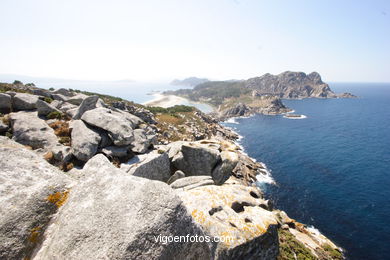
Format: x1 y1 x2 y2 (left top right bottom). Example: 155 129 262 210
170 76 210 87
165 71 356 120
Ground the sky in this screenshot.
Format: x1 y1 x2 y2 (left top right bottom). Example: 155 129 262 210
0 0 389 82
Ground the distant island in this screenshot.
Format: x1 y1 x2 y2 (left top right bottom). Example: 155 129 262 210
170 77 209 87
165 71 356 120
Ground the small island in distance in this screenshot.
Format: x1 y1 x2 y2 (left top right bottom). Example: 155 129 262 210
166 71 356 120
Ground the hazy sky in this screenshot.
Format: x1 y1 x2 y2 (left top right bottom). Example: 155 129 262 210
0 0 389 82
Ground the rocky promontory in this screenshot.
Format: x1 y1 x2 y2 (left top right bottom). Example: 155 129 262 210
0 81 344 259
165 71 356 120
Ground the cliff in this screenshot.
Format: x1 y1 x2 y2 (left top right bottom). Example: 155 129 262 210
246 71 336 98
0 82 343 259
166 71 356 120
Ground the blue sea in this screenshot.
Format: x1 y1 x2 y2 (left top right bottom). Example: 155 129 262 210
223 83 390 260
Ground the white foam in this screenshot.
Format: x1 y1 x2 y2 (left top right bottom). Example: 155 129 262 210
256 163 276 185
221 116 276 185
224 117 239 124
283 114 307 119
307 226 321 236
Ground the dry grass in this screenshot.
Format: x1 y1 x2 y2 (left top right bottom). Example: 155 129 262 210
49 121 71 146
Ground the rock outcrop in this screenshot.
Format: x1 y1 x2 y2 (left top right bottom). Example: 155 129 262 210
70 120 101 161
34 154 210 260
0 93 12 113
81 107 136 146
36 99 60 116
10 111 58 149
246 71 337 98
12 93 39 110
0 137 72 259
121 151 171 182
172 142 221 176
176 179 279 259
72 95 104 119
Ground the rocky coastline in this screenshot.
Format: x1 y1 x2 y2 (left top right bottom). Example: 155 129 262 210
0 81 344 259
164 71 356 121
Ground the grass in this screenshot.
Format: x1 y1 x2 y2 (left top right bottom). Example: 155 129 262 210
46 111 64 120
323 243 343 260
48 120 71 146
277 229 316 260
147 105 195 114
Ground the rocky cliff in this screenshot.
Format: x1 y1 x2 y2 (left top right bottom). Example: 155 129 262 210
246 71 337 98
0 82 344 259
166 71 356 120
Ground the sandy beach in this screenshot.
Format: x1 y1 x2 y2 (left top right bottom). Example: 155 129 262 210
142 93 189 108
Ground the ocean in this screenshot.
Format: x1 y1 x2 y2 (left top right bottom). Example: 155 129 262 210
223 83 390 260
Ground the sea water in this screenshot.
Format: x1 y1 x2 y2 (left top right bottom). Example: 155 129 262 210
223 83 390 260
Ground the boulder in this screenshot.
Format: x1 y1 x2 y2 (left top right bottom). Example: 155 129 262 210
58 102 77 113
51 144 73 164
122 151 171 182
211 151 239 185
167 170 185 185
98 130 113 148
115 108 144 127
72 95 105 120
172 143 221 176
81 107 135 145
34 154 210 260
36 99 61 116
32 89 52 97
51 94 69 102
64 107 78 118
10 111 58 149
0 93 12 113
0 120 8 133
70 120 101 162
67 93 89 106
170 176 214 190
131 128 153 153
177 183 279 259
12 93 39 110
0 137 72 260
101 145 130 158
52 88 74 97
50 100 62 109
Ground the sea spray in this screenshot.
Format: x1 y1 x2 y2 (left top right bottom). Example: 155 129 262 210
221 120 276 185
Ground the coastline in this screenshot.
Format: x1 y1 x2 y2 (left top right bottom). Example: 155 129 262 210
142 93 189 108
143 93 215 113
221 116 276 185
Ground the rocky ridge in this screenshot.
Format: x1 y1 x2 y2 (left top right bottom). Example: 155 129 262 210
166 71 356 120
0 82 343 259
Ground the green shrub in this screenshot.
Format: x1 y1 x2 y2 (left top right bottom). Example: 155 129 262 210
147 105 195 114
13 80 23 85
47 111 63 120
49 87 55 91
44 97 53 103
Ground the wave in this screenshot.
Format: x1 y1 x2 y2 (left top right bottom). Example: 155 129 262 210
225 125 276 185
224 118 239 124
222 114 256 125
283 114 307 119
256 163 276 185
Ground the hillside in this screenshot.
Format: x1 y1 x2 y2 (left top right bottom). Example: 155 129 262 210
170 77 209 87
165 71 356 119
